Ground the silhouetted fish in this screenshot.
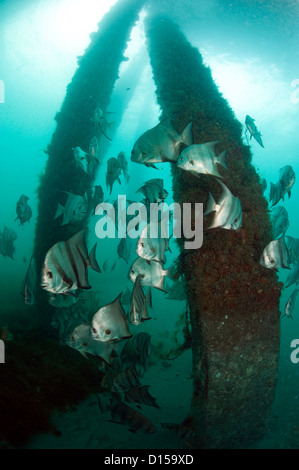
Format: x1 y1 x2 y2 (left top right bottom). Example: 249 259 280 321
245 115 264 148
125 385 160 409
109 396 156 434
15 194 32 225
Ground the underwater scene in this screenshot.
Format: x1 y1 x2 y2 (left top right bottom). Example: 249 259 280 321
0 0 299 450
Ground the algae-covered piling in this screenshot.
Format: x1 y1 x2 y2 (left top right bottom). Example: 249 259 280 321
145 15 282 448
33 0 145 307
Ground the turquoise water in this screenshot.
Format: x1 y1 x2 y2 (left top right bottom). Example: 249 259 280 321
0 0 299 449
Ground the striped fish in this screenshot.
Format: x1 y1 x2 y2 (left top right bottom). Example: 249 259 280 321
125 385 160 409
286 236 299 264
121 332 151 375
259 236 291 269
109 396 157 434
130 275 152 325
284 287 299 319
90 293 132 342
177 141 228 178
269 165 296 207
285 264 299 288
41 230 101 294
113 365 141 392
204 179 242 230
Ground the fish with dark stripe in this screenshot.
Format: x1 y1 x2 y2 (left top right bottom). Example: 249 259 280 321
259 236 291 269
125 385 160 409
41 230 101 294
204 179 242 230
109 396 157 434
130 275 152 325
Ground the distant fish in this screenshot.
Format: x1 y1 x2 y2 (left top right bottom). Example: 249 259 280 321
117 237 136 264
286 236 299 264
177 141 228 178
113 364 141 392
21 255 36 305
87 136 100 180
136 221 171 264
270 205 289 239
131 119 193 167
136 178 168 204
130 275 152 325
259 236 291 269
67 323 115 362
117 151 130 184
109 396 157 434
73 146 89 173
93 106 116 141
261 177 267 192
0 227 17 259
245 115 264 148
204 179 242 230
284 287 299 319
166 280 187 301
285 264 299 288
125 385 160 409
269 165 296 207
15 194 32 225
90 293 131 342
121 332 151 375
128 257 173 291
92 185 104 214
41 229 101 294
106 157 122 195
54 192 87 226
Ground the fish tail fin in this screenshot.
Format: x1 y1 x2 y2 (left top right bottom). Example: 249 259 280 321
163 265 179 281
181 122 193 147
54 203 65 220
204 193 216 216
88 243 101 273
218 150 229 170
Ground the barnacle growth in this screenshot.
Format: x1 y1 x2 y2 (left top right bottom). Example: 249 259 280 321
145 15 282 448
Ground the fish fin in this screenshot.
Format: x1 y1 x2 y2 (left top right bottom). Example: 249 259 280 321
145 287 152 308
79 350 89 359
180 122 193 147
204 193 217 215
218 150 229 170
99 126 112 141
163 266 178 281
288 190 291 199
145 162 159 169
117 176 121 185
88 243 101 273
69 230 89 258
54 203 65 220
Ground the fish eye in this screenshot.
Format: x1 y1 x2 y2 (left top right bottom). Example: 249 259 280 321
190 159 194 165
47 271 53 279
141 274 145 279
130 269 135 274
105 329 111 335
141 242 145 248
92 327 97 334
